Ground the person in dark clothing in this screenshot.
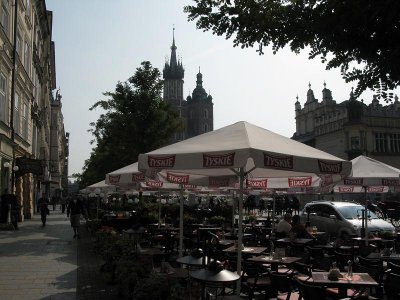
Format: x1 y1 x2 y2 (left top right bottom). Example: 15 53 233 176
37 193 50 226
67 197 85 239
1 189 10 223
9 194 19 229
290 215 313 239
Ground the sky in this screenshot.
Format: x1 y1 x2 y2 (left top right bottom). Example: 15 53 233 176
46 0 384 177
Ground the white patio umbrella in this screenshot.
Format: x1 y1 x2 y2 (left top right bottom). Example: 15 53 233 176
138 121 352 292
334 155 400 244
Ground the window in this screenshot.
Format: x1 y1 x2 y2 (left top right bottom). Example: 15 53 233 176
24 41 31 74
375 132 400 153
389 133 400 153
22 101 28 139
0 73 7 123
26 0 31 17
375 133 387 152
204 109 208 119
14 92 20 134
350 136 360 150
32 124 37 156
16 27 22 56
204 123 208 132
0 5 9 35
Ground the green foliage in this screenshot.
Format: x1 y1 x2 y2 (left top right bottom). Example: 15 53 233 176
80 61 184 187
185 0 400 101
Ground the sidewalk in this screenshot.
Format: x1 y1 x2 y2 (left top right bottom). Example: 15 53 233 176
0 208 119 300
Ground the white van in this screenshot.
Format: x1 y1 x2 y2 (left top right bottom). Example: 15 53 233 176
300 201 395 239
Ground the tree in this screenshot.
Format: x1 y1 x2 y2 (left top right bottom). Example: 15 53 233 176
80 61 183 187
185 0 400 101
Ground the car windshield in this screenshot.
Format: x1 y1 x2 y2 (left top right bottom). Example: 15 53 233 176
337 205 378 219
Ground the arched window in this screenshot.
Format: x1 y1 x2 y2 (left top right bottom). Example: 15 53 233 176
204 109 208 119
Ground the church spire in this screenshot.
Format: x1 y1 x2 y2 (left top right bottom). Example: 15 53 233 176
163 27 184 80
170 27 178 68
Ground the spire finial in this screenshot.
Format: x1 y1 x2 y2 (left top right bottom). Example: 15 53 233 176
296 94 299 101
198 66 201 73
323 81 326 88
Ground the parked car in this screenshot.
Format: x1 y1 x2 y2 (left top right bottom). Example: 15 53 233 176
300 201 395 239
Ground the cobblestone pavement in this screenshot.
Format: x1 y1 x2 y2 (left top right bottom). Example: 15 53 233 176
0 208 119 300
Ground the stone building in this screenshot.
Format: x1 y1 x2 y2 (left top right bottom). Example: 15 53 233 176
292 83 400 169
0 0 67 221
163 30 213 143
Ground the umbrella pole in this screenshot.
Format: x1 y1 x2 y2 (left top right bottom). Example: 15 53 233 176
364 186 368 247
236 168 244 295
179 185 184 258
158 189 161 229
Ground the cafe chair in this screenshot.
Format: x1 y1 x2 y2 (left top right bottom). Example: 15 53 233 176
306 246 324 260
349 263 384 299
292 262 312 277
269 271 300 300
295 278 336 300
384 271 400 300
357 256 383 270
387 261 400 275
241 261 273 299
334 251 354 271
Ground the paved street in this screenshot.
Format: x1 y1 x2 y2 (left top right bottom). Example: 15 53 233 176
0 209 119 300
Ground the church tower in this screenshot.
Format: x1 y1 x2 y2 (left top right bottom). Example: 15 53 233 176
163 29 186 141
186 68 214 138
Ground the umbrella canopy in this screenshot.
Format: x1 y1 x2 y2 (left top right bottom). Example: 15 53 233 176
105 162 146 186
334 155 400 244
138 121 351 292
86 180 117 193
138 121 351 179
337 155 400 187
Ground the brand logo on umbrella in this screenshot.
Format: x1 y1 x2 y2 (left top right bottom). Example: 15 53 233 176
339 186 354 192
247 179 268 188
132 173 145 182
167 172 189 184
318 160 342 174
203 153 235 167
148 155 175 168
382 179 400 186
209 177 230 187
368 186 385 193
288 177 312 187
183 184 197 189
108 175 120 184
145 180 163 188
343 178 363 185
263 153 293 169
321 174 333 186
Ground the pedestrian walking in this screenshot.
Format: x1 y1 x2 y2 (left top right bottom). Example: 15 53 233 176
37 193 50 226
60 195 68 214
67 197 85 239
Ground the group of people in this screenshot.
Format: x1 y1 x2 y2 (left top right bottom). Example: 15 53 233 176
276 213 313 239
37 193 86 239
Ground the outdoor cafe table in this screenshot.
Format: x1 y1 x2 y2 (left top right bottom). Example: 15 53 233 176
367 252 400 262
275 238 314 245
304 271 378 298
223 246 268 256
248 255 302 271
176 255 213 269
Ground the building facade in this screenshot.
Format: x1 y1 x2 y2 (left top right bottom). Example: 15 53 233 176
0 0 68 221
292 83 400 169
163 31 213 142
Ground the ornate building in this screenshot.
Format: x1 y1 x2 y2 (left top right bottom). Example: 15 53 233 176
163 30 213 142
0 0 68 221
292 83 400 169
